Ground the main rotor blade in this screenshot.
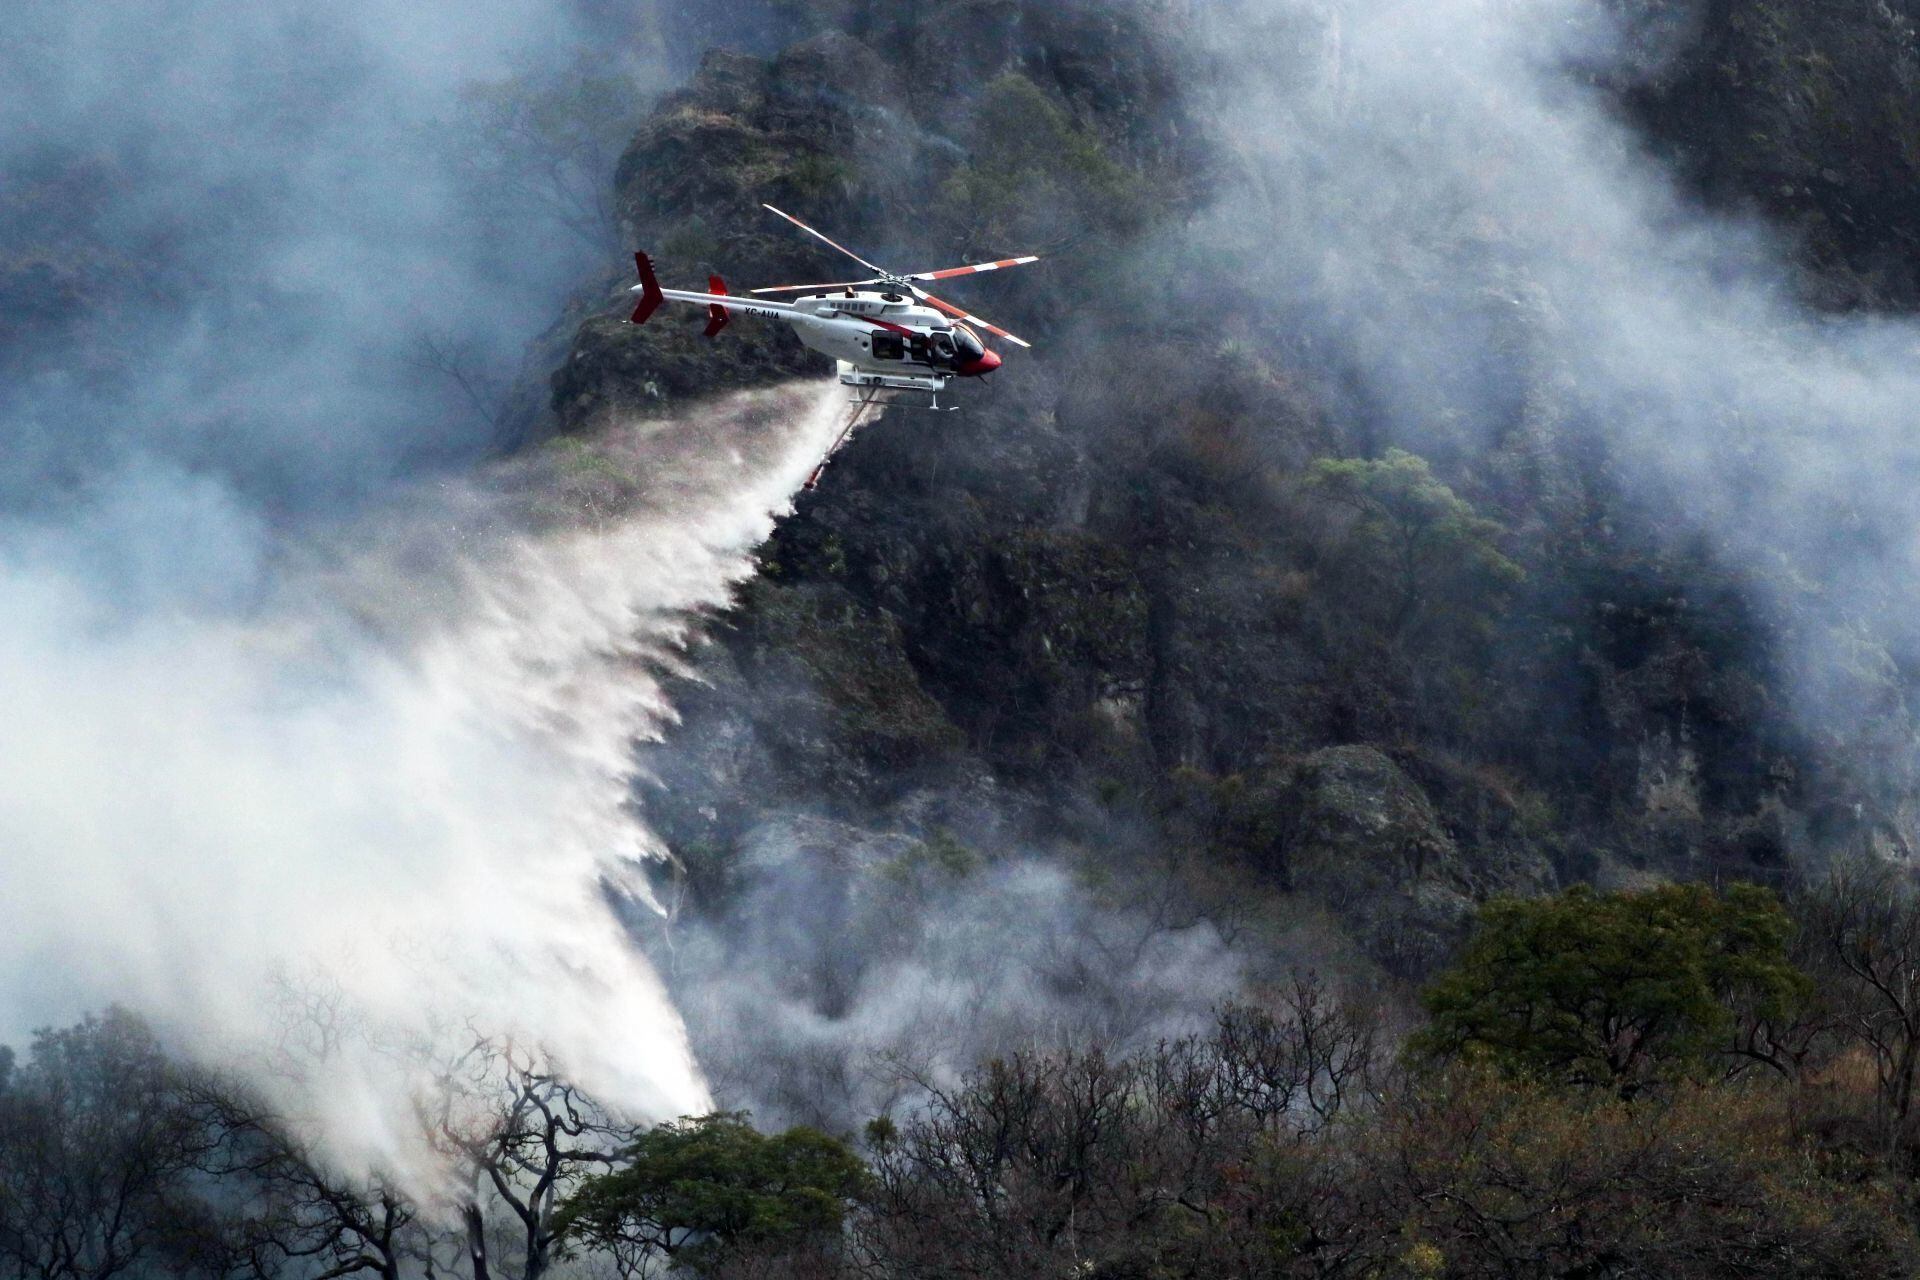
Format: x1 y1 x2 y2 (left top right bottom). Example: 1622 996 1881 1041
911 286 1032 349
762 204 890 276
750 279 885 295
905 255 1042 282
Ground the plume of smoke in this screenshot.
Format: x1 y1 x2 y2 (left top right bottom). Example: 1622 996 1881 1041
0 0 655 513
1192 0 1920 786
656 820 1256 1131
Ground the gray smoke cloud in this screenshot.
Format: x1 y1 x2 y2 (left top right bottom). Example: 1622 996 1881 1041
653 820 1271 1131
2 2 591 511
18 0 1920 1193
1185 0 1920 792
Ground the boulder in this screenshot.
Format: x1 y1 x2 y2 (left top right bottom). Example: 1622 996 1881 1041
1280 746 1477 976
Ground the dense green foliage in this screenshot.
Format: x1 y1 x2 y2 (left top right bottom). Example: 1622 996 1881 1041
556 1113 869 1275
942 73 1148 250
1305 449 1523 641
1414 883 1810 1092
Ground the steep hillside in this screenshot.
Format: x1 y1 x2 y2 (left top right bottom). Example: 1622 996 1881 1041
15 4 1920 1276
529 0 1920 1016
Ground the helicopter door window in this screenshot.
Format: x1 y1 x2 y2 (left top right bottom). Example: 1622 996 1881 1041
871 331 905 360
930 331 956 362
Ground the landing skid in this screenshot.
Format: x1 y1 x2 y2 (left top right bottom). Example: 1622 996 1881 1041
835 364 958 414
850 388 957 411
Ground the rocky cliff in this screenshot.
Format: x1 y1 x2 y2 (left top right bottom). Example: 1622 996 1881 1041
529 1 1920 994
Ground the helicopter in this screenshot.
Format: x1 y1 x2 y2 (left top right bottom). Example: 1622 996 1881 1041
627 204 1039 412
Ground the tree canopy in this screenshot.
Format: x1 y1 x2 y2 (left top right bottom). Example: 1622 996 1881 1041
555 1112 869 1276
1412 883 1810 1094
1306 448 1524 640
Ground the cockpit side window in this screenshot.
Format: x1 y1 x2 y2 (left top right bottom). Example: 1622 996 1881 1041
930 331 956 360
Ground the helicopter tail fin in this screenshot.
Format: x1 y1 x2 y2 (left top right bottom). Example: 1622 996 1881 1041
629 253 665 325
704 275 731 338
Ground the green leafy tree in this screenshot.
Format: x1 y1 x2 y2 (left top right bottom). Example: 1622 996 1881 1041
555 1113 868 1277
1306 447 1523 639
1412 883 1811 1095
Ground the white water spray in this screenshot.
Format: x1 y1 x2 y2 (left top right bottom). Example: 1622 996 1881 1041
0 380 847 1191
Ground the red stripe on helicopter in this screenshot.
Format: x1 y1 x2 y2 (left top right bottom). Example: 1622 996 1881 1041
836 311 919 336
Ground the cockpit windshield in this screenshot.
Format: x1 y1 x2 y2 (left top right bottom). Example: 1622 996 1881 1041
952 325 986 361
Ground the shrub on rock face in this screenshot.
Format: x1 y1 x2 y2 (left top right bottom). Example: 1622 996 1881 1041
1412 882 1810 1094
1305 448 1523 644
942 72 1147 252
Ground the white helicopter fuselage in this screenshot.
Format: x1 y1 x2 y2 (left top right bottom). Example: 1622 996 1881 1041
641 281 1001 390
624 208 1033 476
